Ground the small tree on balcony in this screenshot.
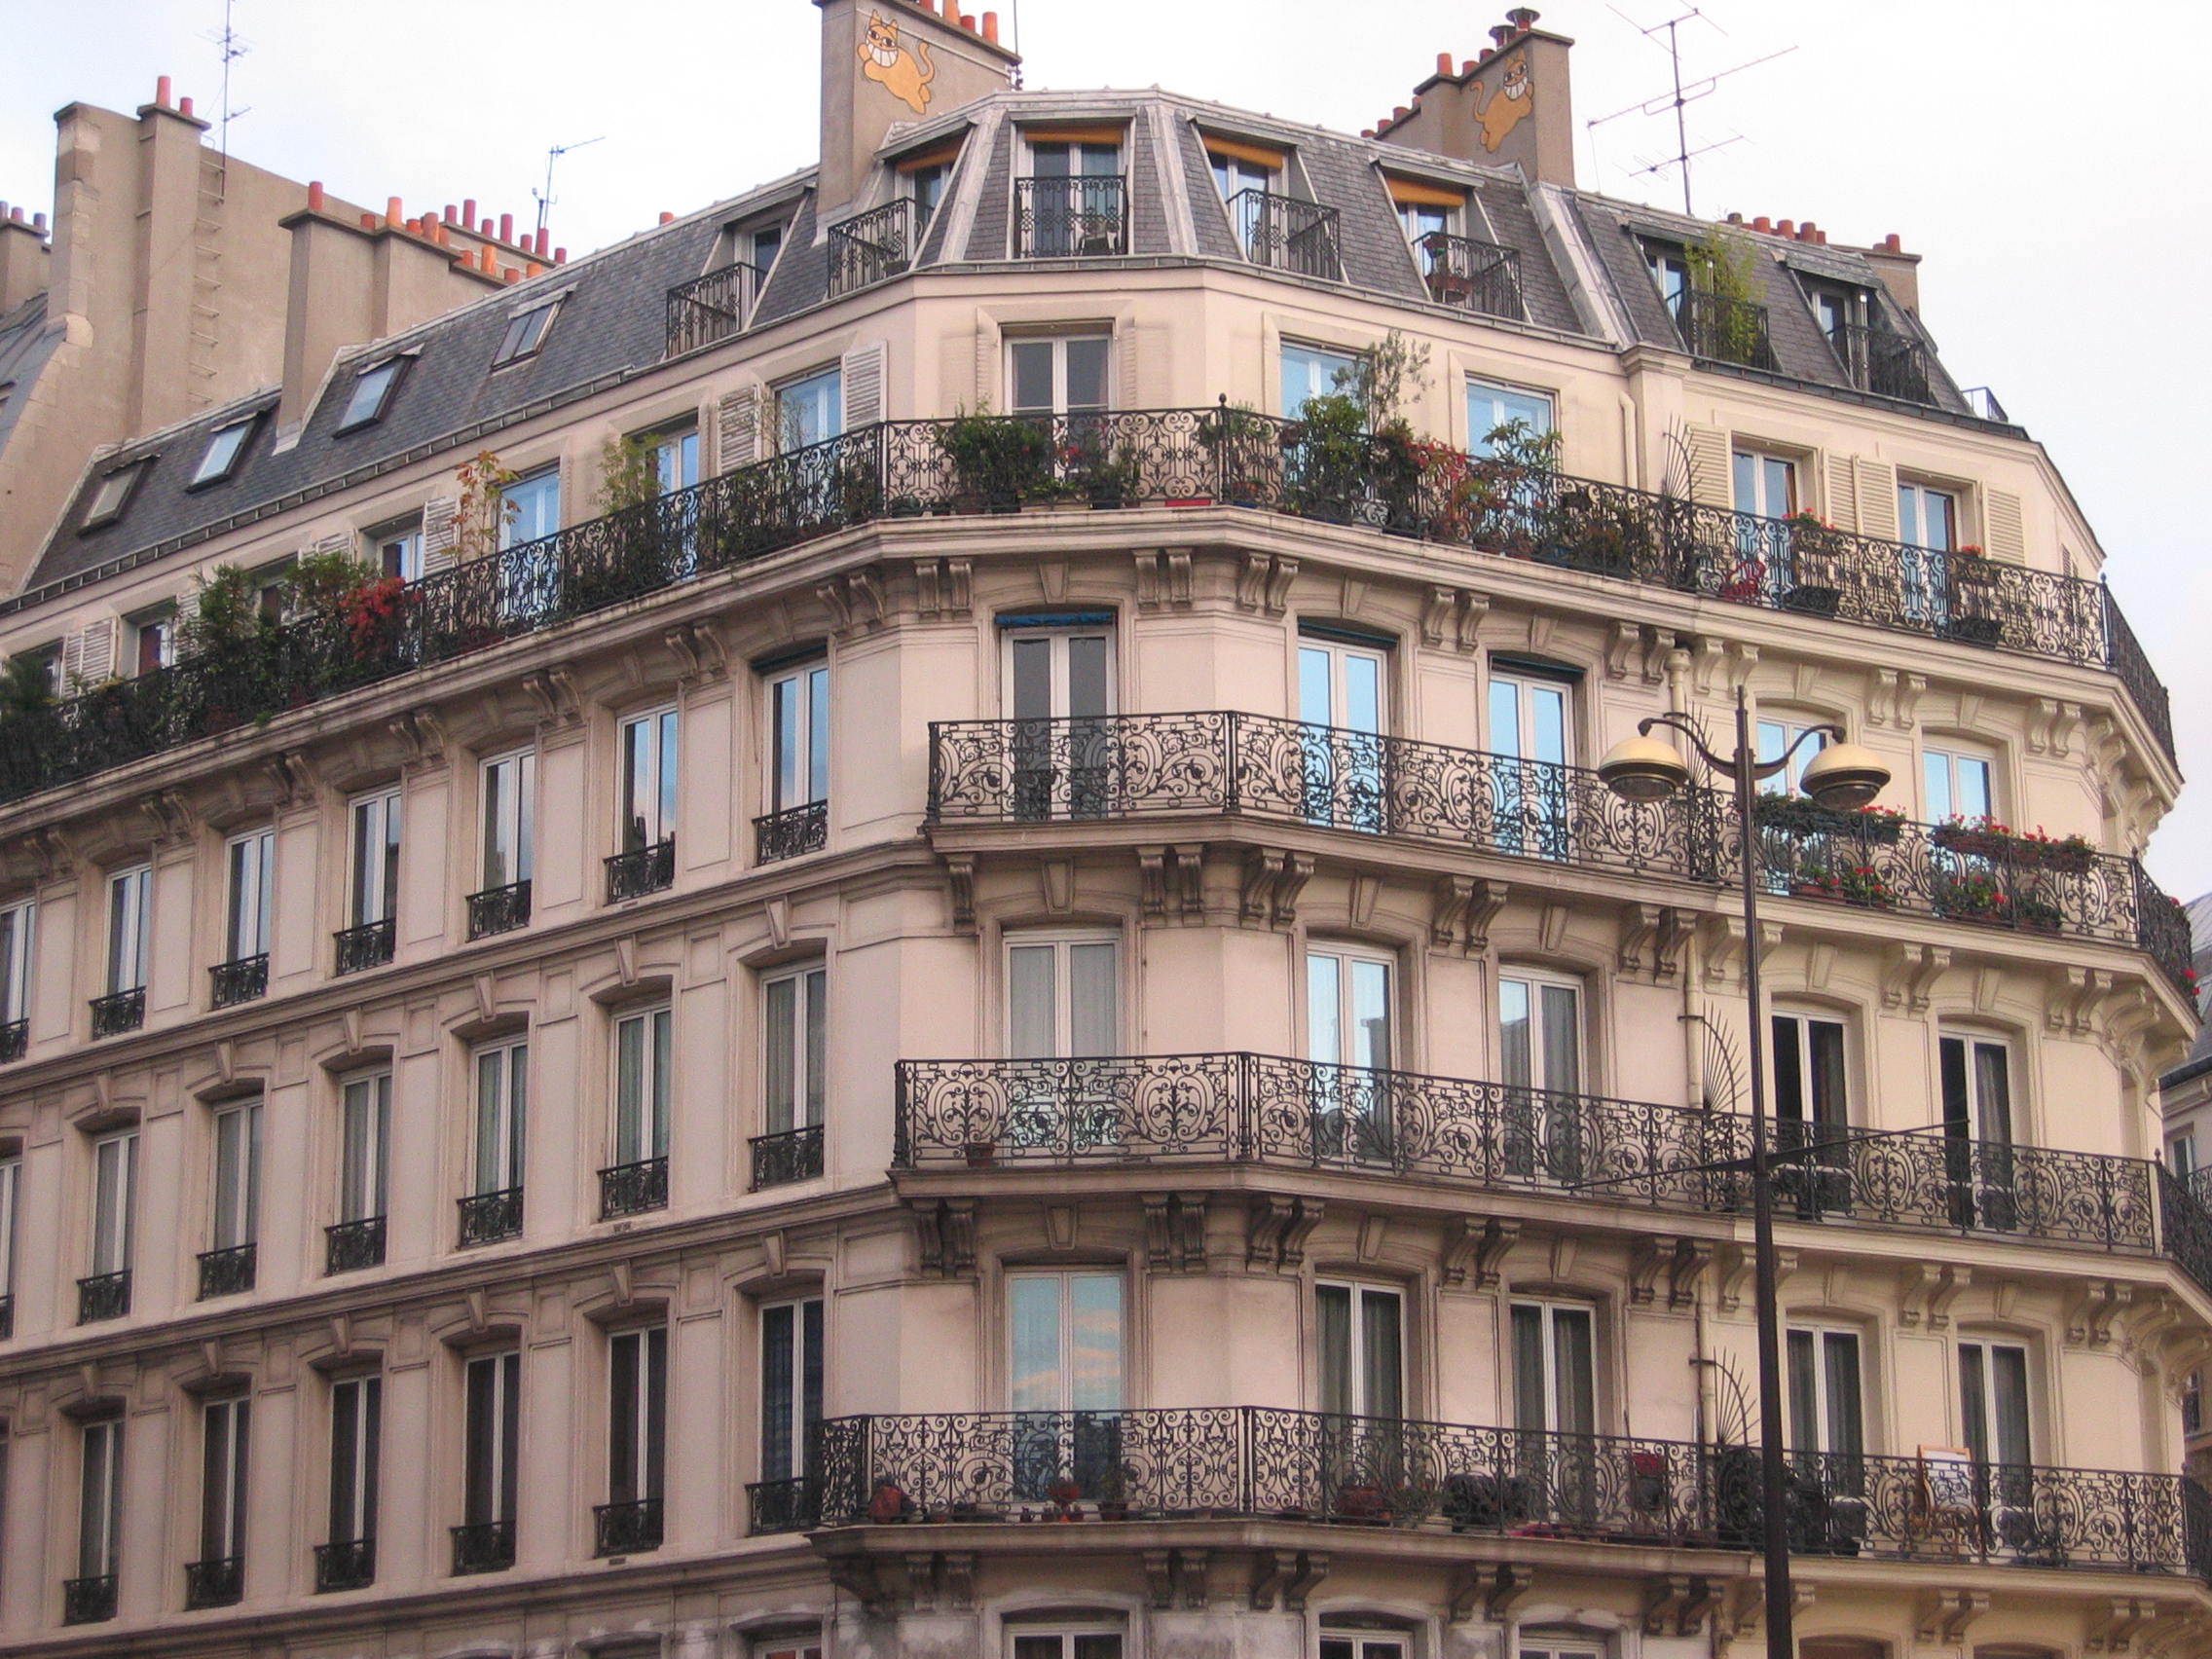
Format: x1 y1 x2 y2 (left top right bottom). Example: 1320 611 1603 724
454 451 520 564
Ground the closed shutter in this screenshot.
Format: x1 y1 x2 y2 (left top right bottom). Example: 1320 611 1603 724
422 494 460 575
1984 489 2025 562
313 532 353 559
1825 456 1859 532
717 387 762 473
1853 458 1899 541
1117 323 1139 411
1681 423 1729 506
841 343 886 431
62 618 116 688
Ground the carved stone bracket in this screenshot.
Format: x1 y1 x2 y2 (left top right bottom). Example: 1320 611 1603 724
911 557 974 620
816 568 887 635
1235 552 1298 615
1143 1546 1210 1608
1247 1547 1328 1612
1441 1216 1519 1290
1138 845 1205 924
1239 848 1313 928
1915 1588 1990 1644
1133 551 1194 610
1899 1262 1970 1330
1619 903 1687 981
914 1198 977 1278
522 664 581 725
1246 1196 1323 1271
944 854 977 931
1419 585 1487 652
1630 1235 1679 1307
1430 876 1508 954
1642 1573 1716 1637
1670 1239 1714 1309
2066 1279 2132 1349
1728 1579 1814 1637
663 619 729 680
1143 1194 1208 1274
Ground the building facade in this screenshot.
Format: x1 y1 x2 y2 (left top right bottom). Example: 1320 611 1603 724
0 4 2205 1657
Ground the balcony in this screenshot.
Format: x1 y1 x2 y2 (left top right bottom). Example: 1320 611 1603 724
183 1554 243 1609
313 1536 375 1593
598 1156 669 1219
466 878 532 941
926 712 2192 995
77 1269 130 1324
830 200 919 298
1016 176 1128 259
0 1016 24 1061
333 916 395 975
197 1241 256 1300
61 1573 117 1625
89 987 144 1039
324 1215 386 1274
1828 319 1935 404
897 1051 2212 1296
760 1405 2212 1581
1224 190 1340 278
594 1496 663 1557
457 1186 524 1247
1417 232 1524 319
1670 288 1778 370
755 799 828 865
208 953 268 1009
450 1518 515 1575
665 259 764 356
607 837 676 903
751 1124 825 1190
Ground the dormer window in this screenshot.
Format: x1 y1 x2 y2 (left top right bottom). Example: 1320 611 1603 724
894 137 965 236
1643 240 1690 311
336 357 407 434
189 414 260 489
752 223 784 274
1203 135 1278 202
80 460 151 533
1018 129 1127 259
493 296 563 368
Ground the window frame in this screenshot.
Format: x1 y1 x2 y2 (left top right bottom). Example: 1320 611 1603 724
1280 340 1361 419
1496 964 1584 1096
1007 1268 1124 1413
188 413 261 490
1006 928 1121 1061
0 895 34 1026
774 365 843 452
0 1151 19 1308
1939 1027 2017 1146
1770 1007 1852 1132
1922 739 1998 826
349 787 403 929
471 1038 529 1198
1958 1336 2034 1468
759 1294 826 1483
1731 446 1799 520
1006 332 1112 416
1003 620 1115 721
1511 1296 1598 1436
200 1393 251 1565
367 515 424 581
335 356 408 435
611 1002 674 1166
80 460 152 533
1315 1277 1405 1419
338 1070 392 1226
78 1417 126 1581
491 296 565 369
1321 1634 1414 1659
209 1097 262 1252
327 1373 383 1547
1784 1321 1866 1460
618 705 681 855
765 658 830 817
462 1348 522 1530
1007 1628 1124 1659
90 1127 137 1277
762 961 828 1135
498 465 561 549
479 749 537 891
1898 476 1960 553
223 827 276 965
1305 941 1396 1075
105 863 153 995
1466 377 1554 460
129 606 177 676
607 1323 669 1506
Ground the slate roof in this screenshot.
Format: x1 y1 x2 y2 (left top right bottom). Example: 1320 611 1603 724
0 293 60 463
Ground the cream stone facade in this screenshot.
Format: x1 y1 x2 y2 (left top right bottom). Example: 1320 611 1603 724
0 5 2204 1659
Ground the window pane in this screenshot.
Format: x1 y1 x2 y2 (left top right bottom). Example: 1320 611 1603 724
1787 1329 1819 1451
803 971 827 1127
1069 943 1116 1057
1362 1289 1403 1420
1974 1043 2012 1144
1069 1273 1123 1410
1511 1305 1545 1433
1993 1346 2031 1465
1009 945 1056 1060
1317 1283 1351 1417
1073 1637 1124 1659
616 1016 646 1162
1824 1333 1863 1459
1065 338 1109 410
1808 1020 1847 1126
1344 655 1382 735
1539 983 1579 1095
1552 1309 1594 1433
1067 634 1110 719
762 1303 795 1480
1350 958 1390 1072
1012 341 1054 414
1298 645 1333 725
807 670 830 805
1498 978 1531 1088
765 977 796 1132
1012 637 1052 723
1010 1276 1063 1412
1959 1346 1989 1463
1307 952 1342 1066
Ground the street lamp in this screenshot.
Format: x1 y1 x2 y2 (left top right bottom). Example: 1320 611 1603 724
1597 686 1889 1659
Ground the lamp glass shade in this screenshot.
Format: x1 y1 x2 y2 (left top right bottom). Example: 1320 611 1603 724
1597 734 1691 803
1800 741 1890 810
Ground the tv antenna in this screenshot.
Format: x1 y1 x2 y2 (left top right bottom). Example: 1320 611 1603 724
534 135 605 238
201 0 253 187
1585 6 1792 216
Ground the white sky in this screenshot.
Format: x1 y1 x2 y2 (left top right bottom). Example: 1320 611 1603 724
6 0 2209 893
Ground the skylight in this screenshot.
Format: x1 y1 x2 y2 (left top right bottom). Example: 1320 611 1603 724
189 414 258 487
337 357 407 433
80 459 151 533
493 298 562 368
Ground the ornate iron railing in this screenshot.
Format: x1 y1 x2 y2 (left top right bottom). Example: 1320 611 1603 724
90 987 144 1038
451 1518 515 1575
749 1476 819 1534
458 1186 524 1247
62 1573 117 1624
184 1554 244 1608
1016 176 1128 259
752 1124 825 1189
0 410 2169 822
594 1497 664 1556
77 1269 130 1323
1828 319 1934 404
313 1536 375 1592
665 260 764 356
325 1215 387 1274
756 798 828 864
2162 1166 2212 1297
0 1016 23 1061
599 1156 669 1219
607 837 676 902
1224 190 1340 278
334 916 394 975
209 953 268 1009
1418 232 1524 319
466 879 532 940
776 1406 2212 1578
197 1241 257 1299
830 200 918 298
1671 289 1778 369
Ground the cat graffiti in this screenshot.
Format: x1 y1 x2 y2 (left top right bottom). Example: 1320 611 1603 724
1476 55 1533 153
860 12 937 116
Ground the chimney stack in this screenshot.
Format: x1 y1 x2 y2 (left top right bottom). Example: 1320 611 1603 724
814 0 1020 217
1375 9 1576 186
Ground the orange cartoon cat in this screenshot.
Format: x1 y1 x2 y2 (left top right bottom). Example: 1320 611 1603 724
1475 55 1533 153
860 12 937 116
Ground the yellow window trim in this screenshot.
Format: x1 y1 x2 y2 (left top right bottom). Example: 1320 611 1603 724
1385 175 1467 209
1201 133 1287 170
894 137 967 173
1023 125 1127 146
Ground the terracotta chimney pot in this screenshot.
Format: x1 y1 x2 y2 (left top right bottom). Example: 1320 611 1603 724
1776 218 1795 237
1462 59 1479 75
498 212 514 242
360 212 378 231
307 180 326 212
177 95 195 117
462 198 477 230
156 74 172 107
1479 47 1495 61
1751 215 1771 233
1393 104 1410 121
1490 23 1513 47
32 212 45 234
982 11 999 42
554 246 568 264
1437 51 1455 75
659 210 676 225
960 14 977 29
1883 232 1902 251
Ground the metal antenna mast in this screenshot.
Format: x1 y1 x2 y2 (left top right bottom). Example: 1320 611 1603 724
203 0 252 190
1585 6 1792 216
535 136 606 239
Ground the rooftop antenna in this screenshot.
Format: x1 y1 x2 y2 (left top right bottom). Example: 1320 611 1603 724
201 0 252 192
534 135 605 239
1585 5 1792 216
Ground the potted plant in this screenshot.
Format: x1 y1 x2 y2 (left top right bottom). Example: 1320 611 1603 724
2015 891 2066 933
868 1480 913 1525
937 406 1053 512
1936 866 2011 923
1334 1479 1390 1523
1096 1462 1131 1521
1754 794 1904 844
1048 1476 1084 1519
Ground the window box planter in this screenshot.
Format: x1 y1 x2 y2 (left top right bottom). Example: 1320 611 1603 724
1754 795 1904 843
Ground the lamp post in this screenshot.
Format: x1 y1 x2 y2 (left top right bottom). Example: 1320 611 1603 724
1597 685 1889 1659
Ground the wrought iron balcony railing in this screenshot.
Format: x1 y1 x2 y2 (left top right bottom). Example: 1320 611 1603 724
1224 190 1340 278
599 1156 669 1219
184 1554 244 1608
748 1476 818 1534
767 1406 2212 1580
665 259 765 356
594 1496 664 1557
197 1241 256 1299
607 837 676 903
333 916 395 975
1418 231 1524 319
755 798 828 865
90 987 144 1039
209 953 268 1009
926 712 2192 994
1670 288 1778 369
313 1536 375 1593
1827 319 1935 404
751 1124 825 1189
450 1518 515 1575
77 1269 130 1324
1016 176 1128 259
830 200 919 298
458 1186 524 1247
0 1016 24 1061
62 1573 117 1624
0 411 2169 824
466 879 532 941
325 1215 386 1273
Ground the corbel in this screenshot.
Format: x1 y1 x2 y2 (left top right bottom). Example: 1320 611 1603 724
1652 906 1688 980
1280 1550 1328 1611
1725 640 1758 692
1915 1589 1990 1644
1239 848 1284 924
1629 1235 1677 1306
1279 1198 1324 1266
825 1552 887 1612
2066 1279 2128 1347
1485 1563 1536 1621
1641 1574 1691 1637
1703 914 1748 985
1138 847 1168 920
1040 859 1074 913
939 1550 977 1610
846 567 887 628
1618 903 1661 977
1464 878 1509 953
1729 1580 1814 1637
1421 585 1458 647
1895 672 1927 730
1442 1216 1518 1290
1347 871 1381 930
1866 666 1897 727
1691 636 1728 698
1235 551 1272 611
914 1198 977 1277
1340 577 1367 618
1714 1244 1752 1314
2029 698 2058 756
1642 627 1676 685
1669 1239 1714 1309
32 825 77 884
1246 1197 1295 1268
2055 700 2083 757
1174 1196 1208 1272
1605 619 1641 681
1457 590 1490 652
1431 875 1473 948
1171 845 1204 919
1143 1549 1176 1608
944 855 977 931
1263 556 1298 614
1248 1549 1292 1611
2085 1597 2157 1653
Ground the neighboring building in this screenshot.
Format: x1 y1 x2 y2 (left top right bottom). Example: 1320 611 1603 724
0 3 2206 1657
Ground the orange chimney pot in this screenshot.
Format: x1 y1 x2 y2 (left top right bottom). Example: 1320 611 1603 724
155 75 172 107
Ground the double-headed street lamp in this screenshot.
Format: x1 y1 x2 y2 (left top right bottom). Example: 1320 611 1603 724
1597 686 1890 1659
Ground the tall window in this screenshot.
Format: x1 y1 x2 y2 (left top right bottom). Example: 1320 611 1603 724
763 966 827 1137
1300 631 1388 830
106 865 153 995
339 1073 390 1226
1512 1301 1595 1435
91 1130 136 1279
776 367 842 451
1307 945 1395 1157
1316 1281 1403 1419
210 1101 261 1254
463 1351 521 1540
1490 665 1574 857
199 1396 251 1571
619 707 680 856
1898 480 1957 551
1281 342 1358 417
1499 968 1583 1180
1011 1272 1123 1411
1008 624 1112 722
904 159 953 228
1209 149 1272 202
645 424 699 497
0 1151 18 1314
499 468 561 548
473 1041 528 1198
1732 449 1797 520
1923 743 1995 825
369 516 423 581
224 830 275 965
613 1006 673 1167
1025 137 1122 257
349 789 401 930
78 1419 125 1587
2174 1133 2199 1178
481 752 535 892
1008 933 1117 1060
1008 336 1109 416
760 1296 825 1484
1786 1326 1864 1471
1756 713 1828 797
1467 379 1553 459
328 1376 382 1549
130 608 176 677
1959 1340 2032 1471
0 896 33 1034
608 1326 668 1510
1941 1030 2016 1233
1645 243 1690 311
767 660 829 821
1771 1012 1848 1132
1301 634 1386 734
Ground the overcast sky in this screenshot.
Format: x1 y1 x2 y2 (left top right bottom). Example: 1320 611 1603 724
6 1 2208 892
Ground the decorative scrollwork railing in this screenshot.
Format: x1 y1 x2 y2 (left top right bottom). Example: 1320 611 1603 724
1224 190 1340 278
594 1497 664 1557
607 837 676 903
1671 289 1778 370
756 799 829 865
465 879 532 941
209 953 268 1009
830 200 917 298
665 260 764 357
450 1518 516 1575
1015 176 1128 259
313 1536 375 1593
77 1269 130 1324
196 1241 257 1299
457 1186 524 1247
598 1156 669 1219
333 916 395 975
1419 232 1524 319
1827 319 1935 404
61 1574 117 1624
324 1215 387 1274
184 1554 244 1608
752 1124 825 1189
89 987 144 1039
0 1016 24 1061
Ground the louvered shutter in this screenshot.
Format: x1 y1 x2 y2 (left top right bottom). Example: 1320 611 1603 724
1117 324 1140 412
717 387 761 473
313 532 352 559
422 494 460 575
1984 489 2026 562
1681 423 1729 506
1853 459 1899 541
62 618 116 688
1825 456 1859 532
841 343 886 431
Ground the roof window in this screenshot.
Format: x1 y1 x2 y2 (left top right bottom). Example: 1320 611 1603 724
336 357 408 434
80 459 152 533
188 413 260 488
493 296 564 368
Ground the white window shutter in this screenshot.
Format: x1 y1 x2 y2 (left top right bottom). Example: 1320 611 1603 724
1984 490 2026 562
64 618 116 687
422 494 460 574
1681 423 1729 506
1824 456 1859 532
1853 459 1899 541
841 343 885 431
1117 323 1140 411
313 532 353 559
717 387 761 473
